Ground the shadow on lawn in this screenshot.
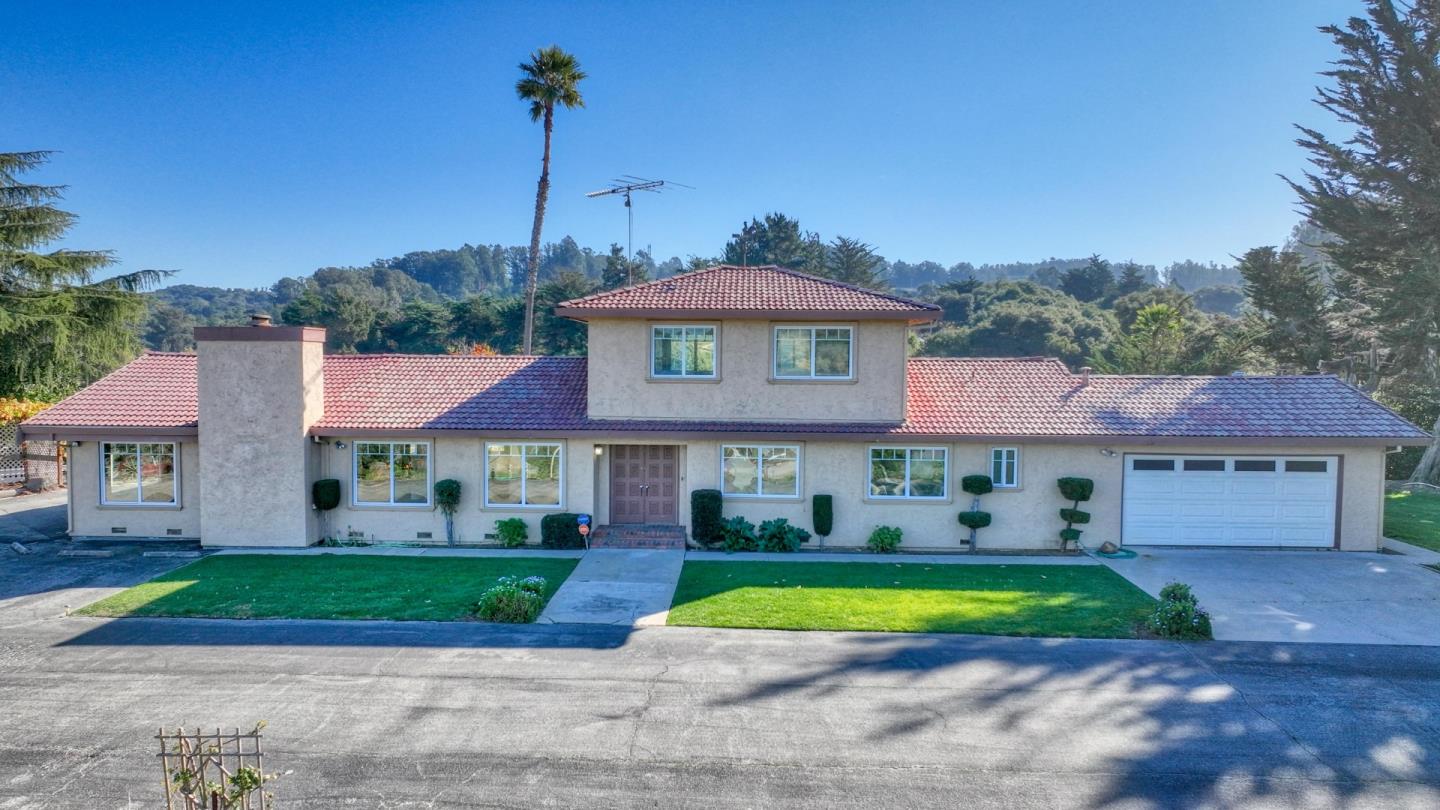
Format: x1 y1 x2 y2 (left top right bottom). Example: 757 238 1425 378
705 630 1440 806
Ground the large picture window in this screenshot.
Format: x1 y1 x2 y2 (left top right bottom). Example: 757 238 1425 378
869 447 948 500
652 325 716 377
354 441 431 506
486 443 563 507
774 325 853 379
722 444 800 498
101 442 177 506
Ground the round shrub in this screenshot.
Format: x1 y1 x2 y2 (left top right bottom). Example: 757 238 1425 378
867 525 902 554
1058 477 1095 502
961 475 994 496
1147 580 1213 640
1058 508 1091 525
540 513 585 549
495 517 528 548
312 479 341 511
476 576 545 623
957 511 992 530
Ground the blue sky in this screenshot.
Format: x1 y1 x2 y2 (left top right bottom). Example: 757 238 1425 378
6 1 1361 288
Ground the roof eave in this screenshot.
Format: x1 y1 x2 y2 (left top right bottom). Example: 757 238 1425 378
553 306 940 324
17 424 199 442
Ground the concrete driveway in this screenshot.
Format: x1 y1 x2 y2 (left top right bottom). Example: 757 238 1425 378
1103 547 1440 645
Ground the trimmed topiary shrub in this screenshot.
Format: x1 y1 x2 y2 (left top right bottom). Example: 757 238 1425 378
961 475 994 497
475 575 547 623
495 517 528 548
435 479 462 545
720 516 758 552
1147 581 1213 640
959 474 994 552
312 479 341 511
868 525 903 554
540 513 585 549
812 494 834 542
691 489 724 548
1057 477 1095 551
957 511 992 530
757 518 811 552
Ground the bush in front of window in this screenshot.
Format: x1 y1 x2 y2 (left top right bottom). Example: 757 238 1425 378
312 479 341 511
475 575 547 623
757 518 811 552
495 517 528 548
1057 477 1095 551
540 513 586 549
812 494 833 542
691 490 724 548
1147 581 1213 640
720 516 758 552
958 475 994 553
867 525 903 554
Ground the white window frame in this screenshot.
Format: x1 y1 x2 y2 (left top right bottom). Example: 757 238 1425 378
99 441 180 508
720 444 802 499
868 445 950 501
650 324 718 379
990 447 1020 488
352 440 433 508
483 441 565 509
773 324 855 380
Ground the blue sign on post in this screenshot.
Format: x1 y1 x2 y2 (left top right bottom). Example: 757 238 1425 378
577 514 591 526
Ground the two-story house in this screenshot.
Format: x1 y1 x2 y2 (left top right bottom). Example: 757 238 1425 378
21 265 1430 551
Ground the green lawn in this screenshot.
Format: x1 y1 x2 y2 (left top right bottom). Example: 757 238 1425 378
1386 490 1440 552
666 561 1158 638
75 554 579 622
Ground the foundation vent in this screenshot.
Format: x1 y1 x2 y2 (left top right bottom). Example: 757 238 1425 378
110 527 127 534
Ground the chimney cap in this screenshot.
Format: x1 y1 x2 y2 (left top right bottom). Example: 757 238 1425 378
249 313 273 327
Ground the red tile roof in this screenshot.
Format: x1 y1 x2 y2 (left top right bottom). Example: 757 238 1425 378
22 353 1429 443
554 265 941 321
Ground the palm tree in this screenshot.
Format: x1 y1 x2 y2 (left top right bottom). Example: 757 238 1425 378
515 46 586 354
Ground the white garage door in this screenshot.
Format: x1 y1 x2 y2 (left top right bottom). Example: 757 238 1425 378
1122 455 1338 547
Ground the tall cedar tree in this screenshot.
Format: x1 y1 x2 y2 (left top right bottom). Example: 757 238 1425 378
1237 247 1336 373
601 244 647 289
516 46 586 354
1288 0 1440 482
1059 255 1115 302
0 151 167 399
823 236 889 289
722 213 824 272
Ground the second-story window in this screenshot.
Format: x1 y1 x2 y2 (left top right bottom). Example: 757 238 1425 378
652 325 716 378
774 325 853 379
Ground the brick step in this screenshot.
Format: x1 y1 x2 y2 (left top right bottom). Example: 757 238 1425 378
589 525 687 550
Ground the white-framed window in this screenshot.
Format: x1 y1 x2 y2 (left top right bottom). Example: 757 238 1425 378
869 446 948 500
652 325 716 378
721 444 801 498
100 442 178 506
485 442 563 508
774 325 853 379
990 447 1020 488
353 441 431 506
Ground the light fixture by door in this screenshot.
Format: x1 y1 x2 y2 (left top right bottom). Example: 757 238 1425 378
1099 448 1117 457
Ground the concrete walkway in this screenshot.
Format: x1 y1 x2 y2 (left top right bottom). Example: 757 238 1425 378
687 550 1097 565
0 489 68 545
538 549 685 627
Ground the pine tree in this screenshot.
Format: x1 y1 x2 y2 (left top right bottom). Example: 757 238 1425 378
1287 0 1440 482
0 151 167 399
822 236 888 289
1237 247 1338 373
1059 255 1114 302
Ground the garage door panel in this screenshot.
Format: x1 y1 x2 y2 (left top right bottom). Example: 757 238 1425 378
1125 455 1336 548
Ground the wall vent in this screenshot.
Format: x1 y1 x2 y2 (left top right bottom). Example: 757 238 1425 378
166 528 183 536
416 531 433 539
110 527 127 534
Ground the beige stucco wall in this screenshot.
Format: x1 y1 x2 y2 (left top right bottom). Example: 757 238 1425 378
197 337 324 547
67 440 202 539
682 440 1387 552
585 318 909 423
315 436 599 546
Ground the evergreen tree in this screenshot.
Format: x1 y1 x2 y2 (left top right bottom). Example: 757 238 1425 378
1059 255 1115 302
823 236 888 289
1237 247 1336 373
1287 0 1440 481
0 151 167 399
1111 262 1153 299
722 213 824 272
600 244 647 289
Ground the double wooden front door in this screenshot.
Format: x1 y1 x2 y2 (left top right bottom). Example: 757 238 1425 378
609 445 678 524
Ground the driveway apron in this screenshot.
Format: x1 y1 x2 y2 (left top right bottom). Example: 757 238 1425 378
537 548 684 626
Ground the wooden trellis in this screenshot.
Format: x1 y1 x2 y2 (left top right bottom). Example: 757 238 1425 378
157 725 275 809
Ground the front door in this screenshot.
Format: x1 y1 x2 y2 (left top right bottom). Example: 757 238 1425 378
609 445 678 524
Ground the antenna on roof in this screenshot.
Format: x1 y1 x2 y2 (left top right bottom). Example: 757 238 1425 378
586 177 692 284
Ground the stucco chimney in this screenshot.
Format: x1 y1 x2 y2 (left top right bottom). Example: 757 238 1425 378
1079 366 1092 385
193 323 326 547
